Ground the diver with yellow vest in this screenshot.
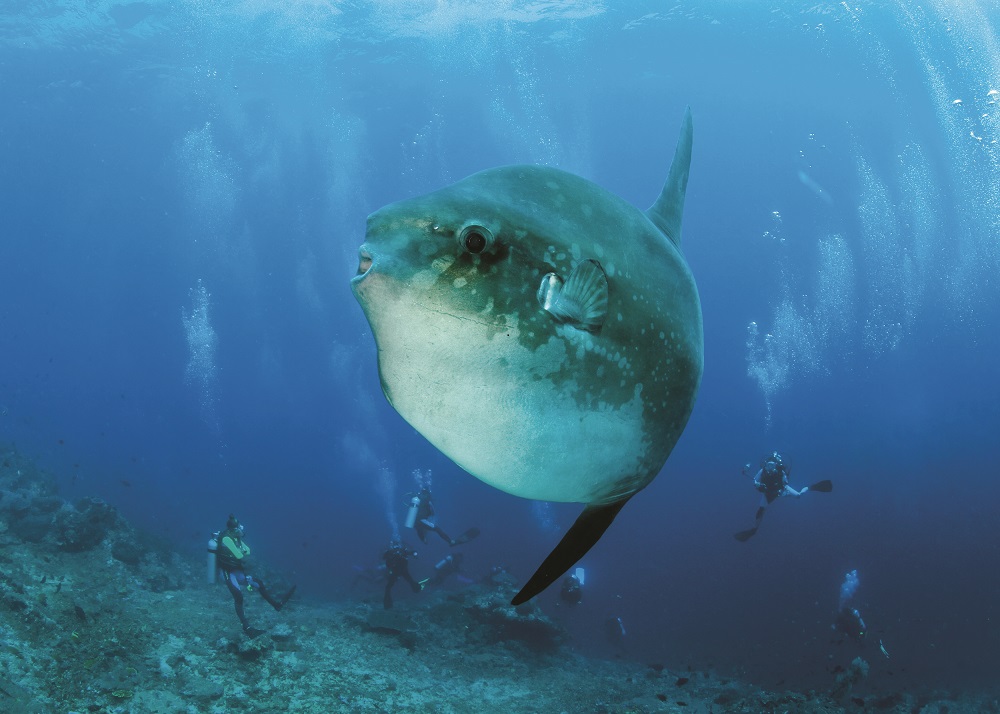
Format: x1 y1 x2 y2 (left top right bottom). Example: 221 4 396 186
211 514 296 637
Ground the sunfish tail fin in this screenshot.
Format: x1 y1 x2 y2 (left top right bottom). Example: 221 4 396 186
511 498 630 606
646 106 693 247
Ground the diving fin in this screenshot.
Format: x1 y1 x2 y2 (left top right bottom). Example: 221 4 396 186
734 527 758 542
511 498 630 606
450 527 480 546
809 480 833 493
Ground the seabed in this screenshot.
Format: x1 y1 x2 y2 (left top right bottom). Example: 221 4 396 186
0 448 994 713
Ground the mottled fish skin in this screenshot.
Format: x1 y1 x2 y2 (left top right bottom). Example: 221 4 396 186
351 113 702 511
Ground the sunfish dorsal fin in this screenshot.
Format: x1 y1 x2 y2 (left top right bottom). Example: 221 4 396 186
646 106 693 247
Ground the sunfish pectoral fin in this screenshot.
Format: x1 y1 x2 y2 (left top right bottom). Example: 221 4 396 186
646 106 693 247
511 497 631 606
536 259 608 333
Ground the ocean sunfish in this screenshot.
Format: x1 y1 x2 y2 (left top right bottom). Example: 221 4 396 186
351 109 703 604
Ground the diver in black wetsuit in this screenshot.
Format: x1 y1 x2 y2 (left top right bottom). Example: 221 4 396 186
410 487 453 544
734 452 832 542
834 606 867 644
559 571 583 605
382 540 421 609
405 486 480 547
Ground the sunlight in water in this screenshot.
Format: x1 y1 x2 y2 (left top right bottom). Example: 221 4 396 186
746 1 1000 418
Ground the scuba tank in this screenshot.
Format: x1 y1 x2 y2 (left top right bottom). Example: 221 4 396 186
206 531 219 584
435 555 454 572
404 494 420 529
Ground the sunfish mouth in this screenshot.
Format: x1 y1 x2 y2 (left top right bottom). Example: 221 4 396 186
354 247 373 280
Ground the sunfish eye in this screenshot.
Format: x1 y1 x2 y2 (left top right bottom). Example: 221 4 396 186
458 224 493 255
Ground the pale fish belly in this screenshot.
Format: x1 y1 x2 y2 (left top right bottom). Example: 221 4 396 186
375 300 649 504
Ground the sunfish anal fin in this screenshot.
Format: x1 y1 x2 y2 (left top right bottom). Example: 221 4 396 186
536 259 608 333
511 497 630 606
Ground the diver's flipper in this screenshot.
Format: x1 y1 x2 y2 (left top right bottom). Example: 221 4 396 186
734 527 758 542
511 498 630 606
809 480 833 493
450 527 480 546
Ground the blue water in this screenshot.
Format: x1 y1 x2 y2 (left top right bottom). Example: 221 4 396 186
3 0 999 696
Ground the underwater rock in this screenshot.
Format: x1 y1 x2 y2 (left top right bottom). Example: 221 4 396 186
0 674 44 713
461 585 565 652
8 513 52 543
233 633 273 661
365 609 415 635
831 656 870 701
0 489 33 515
54 497 121 552
111 538 142 566
712 687 742 707
128 689 188 714
872 692 905 709
0 455 58 497
2 475 75 544
270 622 298 651
181 677 225 703
363 609 418 650
31 495 62 514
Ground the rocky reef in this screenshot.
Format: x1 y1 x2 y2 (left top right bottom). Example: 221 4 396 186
1 446 997 713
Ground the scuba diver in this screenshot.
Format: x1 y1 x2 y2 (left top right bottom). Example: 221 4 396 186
211 514 296 638
834 606 867 644
604 615 628 656
558 568 584 606
734 451 833 542
832 569 891 658
404 486 480 547
382 539 422 609
420 552 467 588
481 564 514 588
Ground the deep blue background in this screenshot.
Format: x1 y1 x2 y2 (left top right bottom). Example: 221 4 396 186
2 0 998 695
